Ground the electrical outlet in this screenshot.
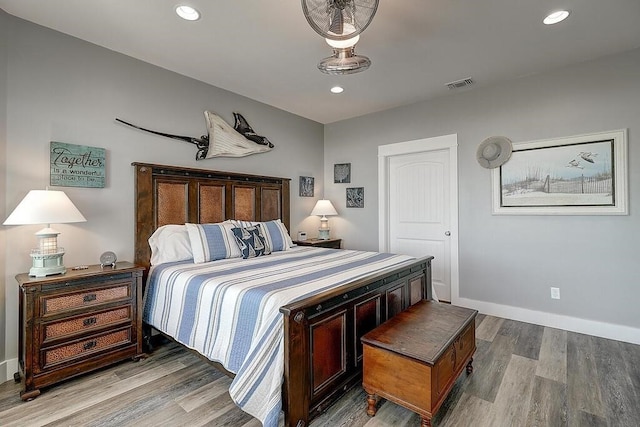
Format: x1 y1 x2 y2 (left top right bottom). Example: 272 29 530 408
550 287 560 300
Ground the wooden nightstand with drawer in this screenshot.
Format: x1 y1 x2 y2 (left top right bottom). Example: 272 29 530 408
293 238 342 249
16 262 145 400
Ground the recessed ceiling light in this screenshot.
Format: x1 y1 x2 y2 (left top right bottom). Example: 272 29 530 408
543 10 570 25
176 5 200 21
330 86 344 94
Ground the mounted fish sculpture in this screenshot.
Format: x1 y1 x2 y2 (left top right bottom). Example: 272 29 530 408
116 111 273 160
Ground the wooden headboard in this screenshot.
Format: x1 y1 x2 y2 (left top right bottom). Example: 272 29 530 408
133 162 291 270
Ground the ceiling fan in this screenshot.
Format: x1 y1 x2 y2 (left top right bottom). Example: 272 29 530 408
301 0 379 75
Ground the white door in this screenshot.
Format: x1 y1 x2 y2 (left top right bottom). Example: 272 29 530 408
379 135 458 302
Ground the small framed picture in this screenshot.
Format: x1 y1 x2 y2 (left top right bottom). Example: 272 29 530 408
346 187 364 208
334 163 351 183
299 176 314 197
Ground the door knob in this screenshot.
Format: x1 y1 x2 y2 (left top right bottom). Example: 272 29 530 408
445 231 451 236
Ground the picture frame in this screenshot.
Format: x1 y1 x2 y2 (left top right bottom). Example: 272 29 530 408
50 141 106 188
492 129 628 215
334 163 351 183
299 176 314 197
346 187 364 208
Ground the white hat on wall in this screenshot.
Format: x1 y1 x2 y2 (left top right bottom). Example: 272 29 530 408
476 136 513 168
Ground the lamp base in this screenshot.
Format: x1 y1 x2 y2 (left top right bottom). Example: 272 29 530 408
318 229 330 240
30 250 66 277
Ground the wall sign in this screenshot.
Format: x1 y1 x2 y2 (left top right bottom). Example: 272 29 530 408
50 141 106 188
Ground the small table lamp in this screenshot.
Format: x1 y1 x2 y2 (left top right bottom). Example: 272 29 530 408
3 189 86 277
310 199 338 240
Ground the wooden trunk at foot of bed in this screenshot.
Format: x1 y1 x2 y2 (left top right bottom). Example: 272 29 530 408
132 162 433 427
280 256 432 427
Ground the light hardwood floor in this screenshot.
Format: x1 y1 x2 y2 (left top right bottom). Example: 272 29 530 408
1 314 639 426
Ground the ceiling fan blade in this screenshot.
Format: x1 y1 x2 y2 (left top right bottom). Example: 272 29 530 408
328 7 344 35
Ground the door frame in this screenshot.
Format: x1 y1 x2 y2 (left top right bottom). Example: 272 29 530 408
378 134 459 303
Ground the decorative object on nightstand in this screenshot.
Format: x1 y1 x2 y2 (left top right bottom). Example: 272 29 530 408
100 251 117 267
310 199 338 240
16 262 145 401
3 189 86 277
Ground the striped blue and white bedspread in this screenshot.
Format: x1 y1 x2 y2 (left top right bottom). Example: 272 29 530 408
143 246 415 426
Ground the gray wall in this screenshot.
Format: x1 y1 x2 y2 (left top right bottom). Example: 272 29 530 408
1 14 324 370
325 48 639 331
0 9 8 366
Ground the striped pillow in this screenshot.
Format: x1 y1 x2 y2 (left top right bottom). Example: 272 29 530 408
225 219 292 251
185 223 242 263
261 219 293 251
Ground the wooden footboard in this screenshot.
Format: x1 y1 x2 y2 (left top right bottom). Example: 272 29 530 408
280 256 433 427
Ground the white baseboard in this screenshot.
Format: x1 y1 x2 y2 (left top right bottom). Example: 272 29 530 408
454 297 640 345
1 357 19 384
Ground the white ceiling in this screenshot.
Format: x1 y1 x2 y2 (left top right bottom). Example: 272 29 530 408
1 0 640 124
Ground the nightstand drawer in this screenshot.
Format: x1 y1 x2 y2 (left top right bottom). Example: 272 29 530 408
43 306 132 342
42 327 132 369
42 283 131 316
294 238 341 249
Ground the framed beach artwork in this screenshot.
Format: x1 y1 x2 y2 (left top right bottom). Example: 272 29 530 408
491 129 628 215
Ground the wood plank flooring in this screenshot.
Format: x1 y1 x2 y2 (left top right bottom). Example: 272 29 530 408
1 315 639 426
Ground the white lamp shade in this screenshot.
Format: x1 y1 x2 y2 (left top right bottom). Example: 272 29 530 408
3 190 86 225
310 199 338 217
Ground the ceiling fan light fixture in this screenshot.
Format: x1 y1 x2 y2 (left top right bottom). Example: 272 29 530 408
302 0 379 74
325 23 360 48
326 34 360 49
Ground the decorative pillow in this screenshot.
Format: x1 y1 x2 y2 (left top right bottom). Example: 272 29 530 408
185 222 242 263
261 219 293 251
225 219 293 251
231 226 271 259
148 224 193 265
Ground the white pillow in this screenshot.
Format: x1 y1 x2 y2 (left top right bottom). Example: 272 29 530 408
148 224 193 265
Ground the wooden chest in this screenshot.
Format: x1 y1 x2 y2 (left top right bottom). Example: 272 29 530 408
361 300 477 426
16 262 145 400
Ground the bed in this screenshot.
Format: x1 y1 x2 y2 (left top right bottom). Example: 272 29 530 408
133 162 433 427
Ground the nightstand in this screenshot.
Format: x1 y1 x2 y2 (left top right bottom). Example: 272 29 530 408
294 238 342 249
16 262 145 400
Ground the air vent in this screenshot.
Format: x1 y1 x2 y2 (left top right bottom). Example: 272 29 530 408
446 78 474 90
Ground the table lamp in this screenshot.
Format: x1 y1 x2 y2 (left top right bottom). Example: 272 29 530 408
3 189 86 277
310 199 338 240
